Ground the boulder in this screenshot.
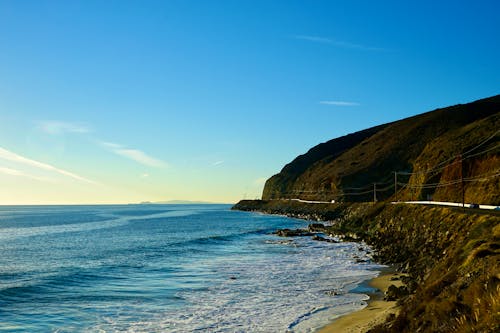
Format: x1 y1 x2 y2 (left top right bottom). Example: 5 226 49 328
308 223 327 232
273 229 314 237
312 235 338 243
384 284 409 301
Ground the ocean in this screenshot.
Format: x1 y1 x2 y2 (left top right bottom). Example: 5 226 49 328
0 204 382 332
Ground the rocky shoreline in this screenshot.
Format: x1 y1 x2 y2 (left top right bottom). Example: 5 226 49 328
232 200 500 332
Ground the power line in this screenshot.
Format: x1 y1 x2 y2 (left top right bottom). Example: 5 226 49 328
462 128 500 155
464 172 500 182
399 130 499 176
375 183 395 192
283 169 498 199
277 129 499 202
397 171 499 190
465 143 500 159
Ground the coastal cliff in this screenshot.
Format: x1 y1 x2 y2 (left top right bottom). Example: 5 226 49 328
263 95 499 204
233 200 500 332
233 95 500 332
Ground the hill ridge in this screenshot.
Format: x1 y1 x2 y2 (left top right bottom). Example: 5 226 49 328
262 95 500 205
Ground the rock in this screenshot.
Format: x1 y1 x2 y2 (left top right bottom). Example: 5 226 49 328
312 235 337 243
308 223 327 232
325 289 342 296
340 233 359 242
273 229 314 237
384 285 409 301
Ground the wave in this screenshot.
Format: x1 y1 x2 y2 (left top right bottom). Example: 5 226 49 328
0 267 184 305
0 217 129 241
0 208 202 241
0 212 109 229
117 210 200 220
287 305 331 331
0 206 383 332
167 228 275 250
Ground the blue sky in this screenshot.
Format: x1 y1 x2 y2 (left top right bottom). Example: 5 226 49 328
0 0 499 204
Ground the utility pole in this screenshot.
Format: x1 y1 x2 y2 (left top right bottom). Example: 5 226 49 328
460 154 465 208
373 183 377 202
394 171 398 202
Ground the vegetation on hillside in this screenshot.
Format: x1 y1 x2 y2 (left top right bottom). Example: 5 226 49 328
263 95 499 205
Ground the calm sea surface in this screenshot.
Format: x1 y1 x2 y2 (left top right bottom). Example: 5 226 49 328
0 204 382 332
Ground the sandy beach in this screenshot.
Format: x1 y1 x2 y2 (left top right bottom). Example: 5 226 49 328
318 271 403 333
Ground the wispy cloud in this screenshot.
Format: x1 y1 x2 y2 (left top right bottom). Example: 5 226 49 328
101 142 167 168
320 100 360 106
0 146 95 183
101 142 121 149
38 121 91 135
113 149 167 168
295 35 333 44
212 160 224 166
294 35 383 51
0 166 53 182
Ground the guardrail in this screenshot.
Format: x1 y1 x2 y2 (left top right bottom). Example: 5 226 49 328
394 201 499 210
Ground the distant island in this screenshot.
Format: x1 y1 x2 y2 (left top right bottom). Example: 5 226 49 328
234 95 500 332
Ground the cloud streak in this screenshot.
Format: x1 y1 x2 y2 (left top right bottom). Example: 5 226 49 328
39 121 91 135
0 146 95 183
101 142 167 168
0 166 52 182
295 35 383 51
320 100 360 106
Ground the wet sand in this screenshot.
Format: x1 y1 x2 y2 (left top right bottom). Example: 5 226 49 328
318 271 403 333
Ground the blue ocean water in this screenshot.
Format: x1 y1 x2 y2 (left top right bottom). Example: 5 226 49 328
0 204 382 332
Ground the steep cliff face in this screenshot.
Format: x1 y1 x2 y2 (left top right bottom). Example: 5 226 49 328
262 124 386 200
262 95 500 205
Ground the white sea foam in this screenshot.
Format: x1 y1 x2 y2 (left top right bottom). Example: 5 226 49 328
0 206 383 332
92 238 381 332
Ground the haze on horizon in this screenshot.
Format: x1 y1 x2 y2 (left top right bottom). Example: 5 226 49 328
1 0 499 205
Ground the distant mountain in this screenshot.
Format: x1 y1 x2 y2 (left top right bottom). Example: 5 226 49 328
263 95 500 205
140 200 225 205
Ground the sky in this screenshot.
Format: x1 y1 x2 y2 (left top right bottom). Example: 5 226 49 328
0 0 499 204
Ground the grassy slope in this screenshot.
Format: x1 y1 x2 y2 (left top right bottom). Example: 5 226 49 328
263 95 500 204
357 204 500 333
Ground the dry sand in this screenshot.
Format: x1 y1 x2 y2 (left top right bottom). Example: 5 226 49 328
318 271 403 333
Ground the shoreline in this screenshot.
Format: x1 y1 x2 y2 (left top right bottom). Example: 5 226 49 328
318 269 403 333
234 200 500 331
